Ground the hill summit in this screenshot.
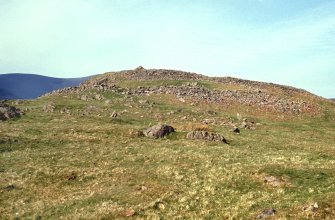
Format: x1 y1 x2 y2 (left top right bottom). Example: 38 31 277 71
46 66 322 115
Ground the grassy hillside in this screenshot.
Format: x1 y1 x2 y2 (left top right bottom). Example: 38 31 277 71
1 68 335 219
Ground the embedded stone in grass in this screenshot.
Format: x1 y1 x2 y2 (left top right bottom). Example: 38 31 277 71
186 131 227 143
121 209 135 217
66 172 77 181
110 111 118 118
155 201 165 210
232 127 240 133
256 208 276 219
143 124 175 138
263 174 290 187
303 202 318 212
2 184 16 191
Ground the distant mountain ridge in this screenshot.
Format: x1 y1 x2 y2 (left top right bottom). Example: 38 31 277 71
0 73 91 100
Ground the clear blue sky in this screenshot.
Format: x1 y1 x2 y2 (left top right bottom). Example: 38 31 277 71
0 0 334 98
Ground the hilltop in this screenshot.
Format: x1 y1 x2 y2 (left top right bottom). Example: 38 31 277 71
1 67 335 219
0 73 91 100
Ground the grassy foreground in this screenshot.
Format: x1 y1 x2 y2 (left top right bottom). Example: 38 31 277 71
1 84 335 219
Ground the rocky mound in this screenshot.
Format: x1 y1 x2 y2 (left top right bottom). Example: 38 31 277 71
43 66 322 115
0 102 21 121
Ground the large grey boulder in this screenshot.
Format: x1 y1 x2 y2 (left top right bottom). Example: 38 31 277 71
143 124 175 138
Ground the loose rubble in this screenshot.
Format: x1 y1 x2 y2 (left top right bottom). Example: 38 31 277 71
256 208 276 219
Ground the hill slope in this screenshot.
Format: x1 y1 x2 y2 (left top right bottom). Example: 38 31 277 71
0 73 91 100
1 67 335 219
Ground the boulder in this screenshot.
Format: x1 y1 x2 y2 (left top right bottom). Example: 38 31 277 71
0 103 21 121
186 131 227 143
143 124 175 138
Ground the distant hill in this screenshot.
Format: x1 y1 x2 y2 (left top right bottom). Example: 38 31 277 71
330 98 335 102
0 73 91 100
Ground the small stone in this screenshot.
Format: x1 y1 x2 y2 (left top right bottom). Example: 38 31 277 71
3 184 16 191
66 172 77 181
155 202 165 210
256 208 276 219
80 95 89 101
140 186 147 191
121 209 135 217
303 202 318 212
232 127 240 133
179 97 185 103
110 111 118 118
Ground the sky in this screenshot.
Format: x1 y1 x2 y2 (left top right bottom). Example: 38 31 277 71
0 0 334 98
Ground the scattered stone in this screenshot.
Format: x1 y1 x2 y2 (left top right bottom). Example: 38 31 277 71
207 110 217 115
121 209 136 217
43 102 55 113
140 185 148 191
232 127 240 133
186 131 227 143
66 172 77 181
80 95 89 101
94 94 104 100
155 202 165 210
60 107 71 114
303 202 318 212
240 118 256 130
179 97 186 103
0 103 21 121
256 208 276 219
139 99 149 104
2 184 16 191
263 175 290 187
143 124 175 138
110 111 118 118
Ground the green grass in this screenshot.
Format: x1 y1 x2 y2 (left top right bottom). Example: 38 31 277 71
1 84 335 219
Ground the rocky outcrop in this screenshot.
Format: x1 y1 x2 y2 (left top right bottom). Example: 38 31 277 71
143 124 175 138
186 131 227 143
0 102 21 121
